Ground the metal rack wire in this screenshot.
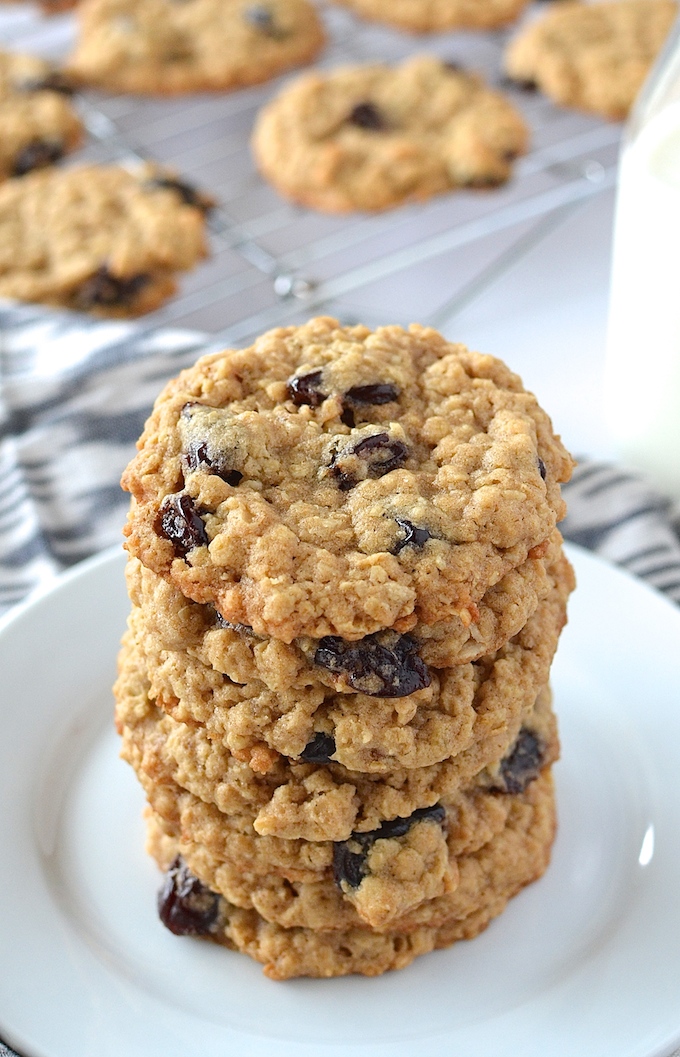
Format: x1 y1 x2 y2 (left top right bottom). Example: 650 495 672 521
0 0 620 343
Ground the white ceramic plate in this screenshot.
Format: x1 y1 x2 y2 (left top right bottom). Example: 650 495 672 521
1 544 680 1057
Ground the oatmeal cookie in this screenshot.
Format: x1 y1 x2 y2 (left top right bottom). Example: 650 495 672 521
125 531 563 686
145 769 556 976
0 51 82 182
0 164 209 315
505 0 677 120
67 0 325 94
121 558 570 776
116 625 559 841
331 0 529 32
251 56 529 212
121 318 573 639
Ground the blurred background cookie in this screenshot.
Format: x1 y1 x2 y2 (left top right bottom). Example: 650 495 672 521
505 0 678 119
0 164 211 315
67 0 325 94
252 56 529 212
0 50 81 181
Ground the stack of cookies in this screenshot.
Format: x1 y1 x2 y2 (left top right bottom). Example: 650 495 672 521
114 316 575 979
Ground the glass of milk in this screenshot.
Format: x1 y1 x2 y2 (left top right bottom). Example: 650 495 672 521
605 16 680 499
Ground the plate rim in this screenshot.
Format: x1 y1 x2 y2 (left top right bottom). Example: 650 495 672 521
1 543 680 1057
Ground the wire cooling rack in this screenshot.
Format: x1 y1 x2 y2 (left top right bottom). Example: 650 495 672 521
0 0 620 344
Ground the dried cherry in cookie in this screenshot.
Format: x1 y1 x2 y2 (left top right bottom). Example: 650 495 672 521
392 517 432 554
146 175 213 212
348 102 386 130
286 369 325 406
333 805 446 889
157 493 208 556
299 731 336 763
344 382 399 405
340 382 399 426
184 441 243 486
314 631 430 697
244 4 286 37
12 140 64 176
158 855 221 935
497 728 545 793
329 432 409 490
75 266 151 309
18 72 75 95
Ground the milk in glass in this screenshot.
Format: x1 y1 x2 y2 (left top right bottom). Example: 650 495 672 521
605 19 680 498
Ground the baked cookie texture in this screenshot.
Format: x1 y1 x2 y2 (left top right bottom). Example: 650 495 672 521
115 638 560 841
0 164 210 316
143 768 557 978
0 51 82 182
126 534 561 680
505 0 677 119
331 0 530 33
117 318 574 977
122 317 573 640
67 0 325 94
251 56 530 212
120 559 570 778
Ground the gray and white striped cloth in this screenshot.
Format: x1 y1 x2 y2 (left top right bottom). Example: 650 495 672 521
1 301 680 1057
2 300 679 616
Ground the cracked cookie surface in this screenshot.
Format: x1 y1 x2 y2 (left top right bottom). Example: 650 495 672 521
252 56 529 212
67 0 325 94
0 164 209 315
122 317 573 639
0 51 82 182
505 0 677 119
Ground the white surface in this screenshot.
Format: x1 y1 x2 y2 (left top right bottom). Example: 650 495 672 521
1 546 680 1057
605 100 680 498
449 188 617 462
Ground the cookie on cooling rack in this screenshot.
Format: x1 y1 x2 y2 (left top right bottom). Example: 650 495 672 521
331 0 530 33
251 56 529 212
66 0 325 94
0 51 82 181
0 164 210 316
505 0 677 119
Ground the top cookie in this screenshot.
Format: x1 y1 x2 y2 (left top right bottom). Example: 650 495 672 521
67 0 325 94
0 51 83 182
331 0 530 33
122 317 573 641
505 0 677 120
251 56 529 213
